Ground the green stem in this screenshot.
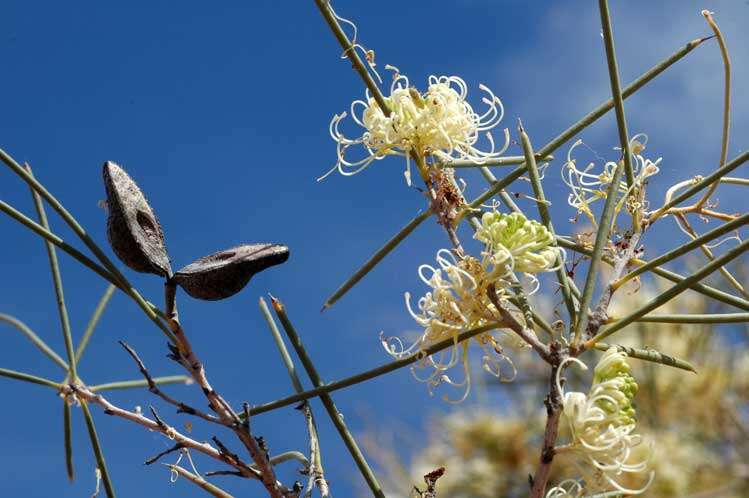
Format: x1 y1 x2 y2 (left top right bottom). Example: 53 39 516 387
259 297 304 392
0 367 62 389
270 297 386 498
63 401 74 480
80 401 116 498
75 284 117 366
593 342 696 373
617 213 749 287
625 312 749 324
165 465 234 498
519 123 577 321
0 199 173 339
0 313 69 370
572 160 625 344
557 237 749 311
588 238 749 345
696 10 731 208
312 0 389 115
649 150 749 220
27 165 77 380
250 322 499 416
439 154 553 169
322 209 431 310
598 0 635 187
0 149 174 342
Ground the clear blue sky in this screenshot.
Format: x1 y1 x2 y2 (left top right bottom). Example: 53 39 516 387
1 1 747 497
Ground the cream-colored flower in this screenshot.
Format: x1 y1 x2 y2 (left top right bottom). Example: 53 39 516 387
475 211 562 275
382 249 516 403
558 347 653 495
562 134 660 225
322 70 509 183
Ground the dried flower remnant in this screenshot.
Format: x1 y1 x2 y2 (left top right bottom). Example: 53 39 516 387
103 161 172 277
382 250 517 403
558 347 653 495
321 70 509 183
562 134 660 225
173 244 289 300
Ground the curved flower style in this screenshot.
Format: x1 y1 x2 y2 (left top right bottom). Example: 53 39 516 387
545 480 584 498
558 347 653 495
381 249 517 403
321 70 509 182
475 211 562 275
562 134 661 225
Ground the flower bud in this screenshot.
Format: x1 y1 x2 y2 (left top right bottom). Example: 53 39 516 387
173 244 289 300
103 161 172 277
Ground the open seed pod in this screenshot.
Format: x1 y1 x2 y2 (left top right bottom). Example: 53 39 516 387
173 244 289 300
103 161 172 277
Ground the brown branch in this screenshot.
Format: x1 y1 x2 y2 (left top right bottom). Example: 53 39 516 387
163 282 293 498
145 442 184 466
529 347 565 498
119 341 220 425
65 384 262 480
414 467 446 498
581 230 643 345
487 283 551 362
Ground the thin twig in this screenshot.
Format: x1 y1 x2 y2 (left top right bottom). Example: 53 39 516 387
518 122 577 321
259 298 329 498
557 237 749 311
67 384 262 479
696 10 731 209
0 149 174 341
26 164 77 381
271 296 386 498
572 159 625 345
249 322 500 416
162 283 292 498
587 237 749 345
592 342 696 373
80 401 116 498
119 341 219 424
486 283 551 362
164 464 235 498
75 284 117 365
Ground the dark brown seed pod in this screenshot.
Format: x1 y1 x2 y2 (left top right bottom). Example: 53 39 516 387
103 161 172 277
173 244 289 300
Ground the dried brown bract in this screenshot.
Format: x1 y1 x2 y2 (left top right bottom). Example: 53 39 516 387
173 244 289 300
103 161 172 277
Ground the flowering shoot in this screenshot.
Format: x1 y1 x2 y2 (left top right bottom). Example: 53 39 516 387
558 347 653 495
321 70 509 183
381 249 517 403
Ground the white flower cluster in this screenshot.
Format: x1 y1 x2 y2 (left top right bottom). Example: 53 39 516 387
559 347 653 495
381 249 516 403
322 71 509 183
382 212 563 402
562 134 660 225
475 211 563 277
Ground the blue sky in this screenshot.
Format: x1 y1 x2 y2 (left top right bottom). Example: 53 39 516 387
1 1 747 497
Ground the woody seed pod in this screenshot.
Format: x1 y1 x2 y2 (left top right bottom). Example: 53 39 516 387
103 161 172 277
173 244 289 300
